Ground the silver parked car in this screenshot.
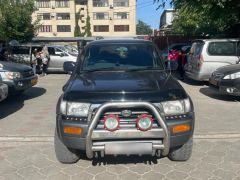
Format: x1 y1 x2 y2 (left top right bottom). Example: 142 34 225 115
185 39 240 81
10 44 77 72
0 64 8 101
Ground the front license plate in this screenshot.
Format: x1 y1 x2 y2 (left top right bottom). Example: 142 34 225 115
31 77 38 86
105 142 152 155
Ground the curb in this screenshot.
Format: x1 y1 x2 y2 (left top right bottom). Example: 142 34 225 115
1 134 240 142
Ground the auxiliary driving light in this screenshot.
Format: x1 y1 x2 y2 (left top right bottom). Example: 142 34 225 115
104 114 120 131
136 114 153 131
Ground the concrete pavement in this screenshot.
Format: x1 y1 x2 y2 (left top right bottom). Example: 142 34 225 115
0 139 240 180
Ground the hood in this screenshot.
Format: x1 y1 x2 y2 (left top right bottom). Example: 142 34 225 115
64 71 188 103
216 64 240 75
0 61 32 72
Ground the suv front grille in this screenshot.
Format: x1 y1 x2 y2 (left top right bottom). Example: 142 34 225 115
95 108 160 130
21 70 34 78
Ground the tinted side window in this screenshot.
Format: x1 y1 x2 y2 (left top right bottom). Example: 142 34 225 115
208 42 236 56
12 46 30 55
48 47 55 55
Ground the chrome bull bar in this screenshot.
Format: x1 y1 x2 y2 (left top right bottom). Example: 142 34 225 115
86 102 170 158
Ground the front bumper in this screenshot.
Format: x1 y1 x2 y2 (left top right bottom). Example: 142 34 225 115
209 77 240 96
57 102 194 158
3 75 38 94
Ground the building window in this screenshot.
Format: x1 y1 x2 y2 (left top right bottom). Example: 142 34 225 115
38 25 52 32
56 13 70 20
94 25 109 32
57 25 71 32
75 0 87 5
113 0 129 7
35 0 50 8
114 25 129 32
55 0 69 8
93 0 108 7
93 13 109 20
37 13 51 20
113 12 129 19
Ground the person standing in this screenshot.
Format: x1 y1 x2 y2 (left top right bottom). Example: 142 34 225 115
40 45 50 76
167 48 179 70
31 49 38 74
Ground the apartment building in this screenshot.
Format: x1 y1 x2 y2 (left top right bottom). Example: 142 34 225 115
32 0 136 37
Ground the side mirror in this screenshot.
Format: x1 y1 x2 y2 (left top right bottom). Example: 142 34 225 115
60 53 65 57
63 61 76 73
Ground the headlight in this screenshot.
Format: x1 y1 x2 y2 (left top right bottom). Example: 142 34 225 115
160 98 191 116
104 115 120 131
60 100 90 117
4 72 21 80
136 114 153 131
223 72 240 80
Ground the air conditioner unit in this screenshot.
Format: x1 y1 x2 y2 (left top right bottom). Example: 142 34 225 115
51 13 55 18
110 5 113 9
52 5 55 9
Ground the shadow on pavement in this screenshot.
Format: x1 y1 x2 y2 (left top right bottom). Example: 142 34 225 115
0 87 46 119
90 155 159 166
199 87 240 102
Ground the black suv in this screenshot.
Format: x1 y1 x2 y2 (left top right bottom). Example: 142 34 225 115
55 39 195 164
0 61 38 95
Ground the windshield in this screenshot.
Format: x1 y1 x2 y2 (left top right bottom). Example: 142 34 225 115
82 43 164 71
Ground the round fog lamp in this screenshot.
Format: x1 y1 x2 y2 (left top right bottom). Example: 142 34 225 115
136 114 153 131
104 115 120 131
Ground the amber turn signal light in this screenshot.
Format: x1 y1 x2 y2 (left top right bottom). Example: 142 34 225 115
63 126 83 135
172 124 190 134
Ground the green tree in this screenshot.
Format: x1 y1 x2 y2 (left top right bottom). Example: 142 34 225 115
74 9 85 37
155 0 240 36
84 1 92 37
85 15 92 37
136 20 153 35
0 0 39 43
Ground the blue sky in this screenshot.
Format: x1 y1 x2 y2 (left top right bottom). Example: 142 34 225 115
136 0 172 29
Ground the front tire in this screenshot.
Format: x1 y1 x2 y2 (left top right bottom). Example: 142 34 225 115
54 129 80 164
168 137 193 161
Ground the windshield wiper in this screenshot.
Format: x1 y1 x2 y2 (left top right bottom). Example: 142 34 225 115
83 67 126 72
127 67 163 71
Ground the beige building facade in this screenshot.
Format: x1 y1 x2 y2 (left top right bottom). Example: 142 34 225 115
32 0 136 37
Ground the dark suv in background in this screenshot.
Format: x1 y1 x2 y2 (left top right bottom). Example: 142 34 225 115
0 61 38 95
55 39 195 164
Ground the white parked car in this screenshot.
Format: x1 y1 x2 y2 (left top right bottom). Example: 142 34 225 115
10 44 77 73
185 39 240 81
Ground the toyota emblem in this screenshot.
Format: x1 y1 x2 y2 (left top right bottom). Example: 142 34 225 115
121 110 132 117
